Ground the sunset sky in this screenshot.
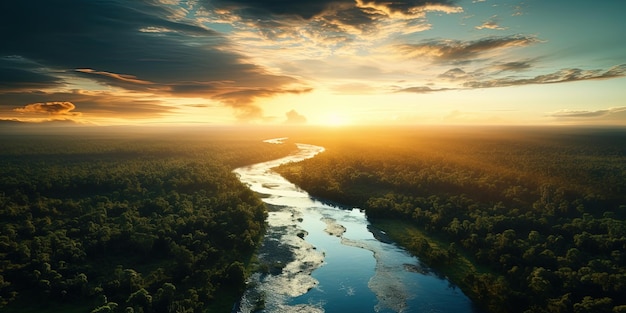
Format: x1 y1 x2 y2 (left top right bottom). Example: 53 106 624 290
1 0 625 126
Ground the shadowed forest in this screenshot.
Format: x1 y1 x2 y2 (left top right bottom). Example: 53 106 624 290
0 127 296 313
275 126 626 313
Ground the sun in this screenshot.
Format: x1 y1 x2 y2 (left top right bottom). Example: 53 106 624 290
325 113 349 126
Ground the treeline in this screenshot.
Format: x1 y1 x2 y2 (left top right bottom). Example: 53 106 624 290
276 126 626 313
0 131 295 313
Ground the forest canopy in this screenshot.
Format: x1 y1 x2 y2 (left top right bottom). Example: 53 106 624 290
0 127 296 313
276 126 626 313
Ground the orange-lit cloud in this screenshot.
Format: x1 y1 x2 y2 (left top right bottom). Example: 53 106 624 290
0 90 176 121
13 102 80 116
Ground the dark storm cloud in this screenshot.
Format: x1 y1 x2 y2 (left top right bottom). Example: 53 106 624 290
0 0 305 120
396 35 540 63
464 64 626 88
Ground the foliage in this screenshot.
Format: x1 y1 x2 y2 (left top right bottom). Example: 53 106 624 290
0 129 296 313
276 126 626 313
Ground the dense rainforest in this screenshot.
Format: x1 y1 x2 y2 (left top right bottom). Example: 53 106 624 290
276 126 626 313
0 127 295 313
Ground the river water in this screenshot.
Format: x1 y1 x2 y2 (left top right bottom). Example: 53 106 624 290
233 139 480 313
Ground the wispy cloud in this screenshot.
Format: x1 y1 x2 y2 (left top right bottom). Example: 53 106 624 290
464 64 626 88
75 69 154 86
396 86 454 93
548 107 626 124
491 61 533 72
394 35 540 63
0 57 66 91
395 62 625 95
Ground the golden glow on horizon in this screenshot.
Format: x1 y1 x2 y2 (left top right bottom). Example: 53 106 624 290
324 113 350 126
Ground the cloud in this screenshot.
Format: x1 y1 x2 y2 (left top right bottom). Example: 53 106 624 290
203 0 462 50
0 119 24 125
0 56 66 91
492 61 532 72
547 107 626 124
396 86 453 93
356 0 462 15
395 35 540 63
206 0 461 21
13 102 80 116
284 109 308 124
213 87 312 120
1 90 176 119
475 16 506 30
438 68 471 80
75 69 154 86
0 118 83 127
464 64 626 88
0 0 306 121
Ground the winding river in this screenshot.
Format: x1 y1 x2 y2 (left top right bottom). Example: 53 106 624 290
233 139 481 313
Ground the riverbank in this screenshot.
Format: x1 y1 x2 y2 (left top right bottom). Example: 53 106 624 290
369 219 488 295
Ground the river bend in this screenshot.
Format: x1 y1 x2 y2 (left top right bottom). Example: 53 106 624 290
233 139 479 313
